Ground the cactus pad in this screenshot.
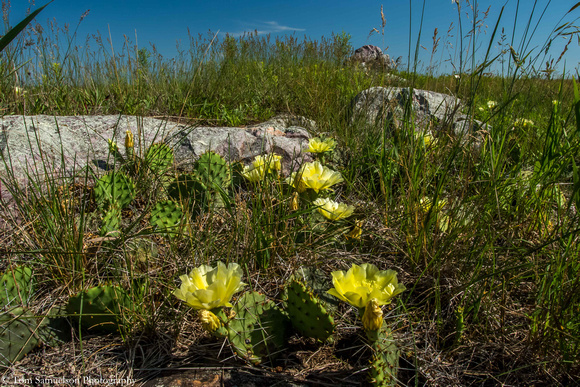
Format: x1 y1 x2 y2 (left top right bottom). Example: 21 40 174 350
367 324 400 387
167 173 208 213
0 307 40 368
227 291 289 365
194 151 231 190
66 285 133 333
145 143 174 174
0 266 34 307
94 171 136 209
150 200 183 235
285 279 335 341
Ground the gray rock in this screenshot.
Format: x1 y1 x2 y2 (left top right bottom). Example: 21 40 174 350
350 86 462 133
349 45 396 71
0 115 312 199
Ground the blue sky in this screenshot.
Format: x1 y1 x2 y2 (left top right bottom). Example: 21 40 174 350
7 0 580 75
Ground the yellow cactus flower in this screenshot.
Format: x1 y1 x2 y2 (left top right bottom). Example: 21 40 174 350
242 164 266 182
327 263 405 309
252 154 282 172
362 298 383 331
242 154 282 182
307 137 336 153
293 161 344 193
313 198 355 220
199 309 222 332
487 100 497 109
173 262 246 310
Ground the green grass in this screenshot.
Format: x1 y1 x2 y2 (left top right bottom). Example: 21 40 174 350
1 0 580 384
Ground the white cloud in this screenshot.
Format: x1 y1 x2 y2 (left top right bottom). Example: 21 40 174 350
224 21 305 37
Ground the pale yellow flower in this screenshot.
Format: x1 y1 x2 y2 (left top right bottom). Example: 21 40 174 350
361 298 383 331
313 198 355 220
242 154 282 182
14 86 26 97
288 161 343 193
487 100 497 109
307 137 336 153
252 154 282 172
199 309 222 332
327 263 405 309
173 262 246 310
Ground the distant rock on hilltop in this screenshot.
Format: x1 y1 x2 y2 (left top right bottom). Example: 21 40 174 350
0 114 313 200
347 45 401 72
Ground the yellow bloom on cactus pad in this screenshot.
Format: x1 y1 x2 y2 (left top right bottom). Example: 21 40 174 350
288 161 343 193
173 262 246 310
313 198 355 220
327 263 405 309
307 137 336 153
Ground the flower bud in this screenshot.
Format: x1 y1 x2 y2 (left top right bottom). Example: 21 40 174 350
362 298 383 331
199 310 222 332
125 130 134 158
290 192 299 211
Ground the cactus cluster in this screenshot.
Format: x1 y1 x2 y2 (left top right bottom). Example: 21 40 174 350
285 279 335 341
0 266 33 307
66 285 133 333
226 291 289 365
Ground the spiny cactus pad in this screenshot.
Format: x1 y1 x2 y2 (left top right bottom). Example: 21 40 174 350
194 151 231 190
150 200 183 235
367 324 400 387
0 266 34 307
145 143 174 174
285 280 335 341
94 171 136 209
0 307 40 368
227 291 290 365
66 286 133 333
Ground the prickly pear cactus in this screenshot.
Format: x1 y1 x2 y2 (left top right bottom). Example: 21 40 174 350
285 279 335 341
66 285 133 333
100 204 122 237
94 171 136 209
150 200 183 235
227 291 289 365
194 151 231 190
167 173 208 213
367 324 399 387
145 143 174 175
0 307 40 368
0 266 34 307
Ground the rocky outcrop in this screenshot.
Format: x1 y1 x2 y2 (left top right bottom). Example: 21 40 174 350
350 86 462 133
348 45 399 71
0 115 312 199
